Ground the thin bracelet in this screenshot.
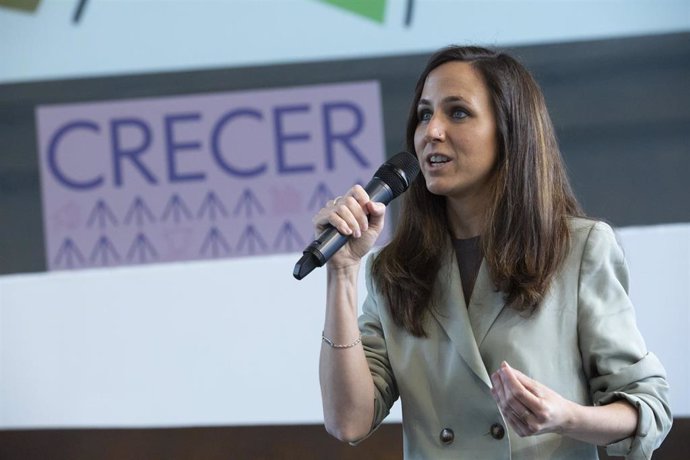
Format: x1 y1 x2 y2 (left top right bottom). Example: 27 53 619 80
322 331 362 349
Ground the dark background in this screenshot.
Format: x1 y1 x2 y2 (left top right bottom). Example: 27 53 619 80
1 32 688 275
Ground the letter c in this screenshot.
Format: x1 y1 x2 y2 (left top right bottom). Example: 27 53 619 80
47 120 104 190
211 108 267 177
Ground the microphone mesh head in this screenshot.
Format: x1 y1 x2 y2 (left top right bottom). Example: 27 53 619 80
374 151 421 198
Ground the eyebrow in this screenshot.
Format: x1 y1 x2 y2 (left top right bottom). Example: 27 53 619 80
418 96 470 106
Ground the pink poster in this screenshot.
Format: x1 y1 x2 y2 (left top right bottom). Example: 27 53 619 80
35 81 385 270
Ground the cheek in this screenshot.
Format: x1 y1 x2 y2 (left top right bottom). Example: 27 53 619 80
413 128 425 156
471 129 499 164
481 124 499 155
484 136 499 168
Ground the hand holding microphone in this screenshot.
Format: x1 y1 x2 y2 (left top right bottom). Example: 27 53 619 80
313 185 387 270
293 151 420 280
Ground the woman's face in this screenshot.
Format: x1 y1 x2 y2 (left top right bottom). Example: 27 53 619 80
413 61 499 203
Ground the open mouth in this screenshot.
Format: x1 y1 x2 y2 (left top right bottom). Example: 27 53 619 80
428 154 451 166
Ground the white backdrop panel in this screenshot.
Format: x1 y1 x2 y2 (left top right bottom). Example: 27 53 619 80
617 223 690 419
0 249 402 428
1 223 688 428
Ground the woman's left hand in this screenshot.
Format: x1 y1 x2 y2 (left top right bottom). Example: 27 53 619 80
490 361 577 437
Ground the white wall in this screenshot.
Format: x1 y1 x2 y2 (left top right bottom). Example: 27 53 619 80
1 224 688 428
617 224 690 418
0 249 402 428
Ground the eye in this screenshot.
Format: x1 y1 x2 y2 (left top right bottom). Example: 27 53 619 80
451 108 469 120
417 108 432 122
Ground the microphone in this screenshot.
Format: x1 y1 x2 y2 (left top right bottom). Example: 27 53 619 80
293 151 420 280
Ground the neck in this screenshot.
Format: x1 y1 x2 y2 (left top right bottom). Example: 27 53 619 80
445 193 489 239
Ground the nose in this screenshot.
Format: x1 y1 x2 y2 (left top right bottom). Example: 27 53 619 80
424 114 445 143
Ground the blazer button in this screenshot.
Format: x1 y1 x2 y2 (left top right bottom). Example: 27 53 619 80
439 428 455 445
490 423 505 440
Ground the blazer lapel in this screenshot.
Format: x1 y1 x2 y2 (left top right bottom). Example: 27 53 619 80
429 253 492 387
467 261 506 348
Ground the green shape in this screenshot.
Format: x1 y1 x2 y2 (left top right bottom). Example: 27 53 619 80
318 0 386 24
0 0 40 12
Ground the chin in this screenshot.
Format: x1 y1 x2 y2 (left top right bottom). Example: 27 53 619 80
425 182 452 197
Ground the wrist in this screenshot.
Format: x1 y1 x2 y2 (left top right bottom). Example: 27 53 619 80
560 399 583 436
327 261 360 279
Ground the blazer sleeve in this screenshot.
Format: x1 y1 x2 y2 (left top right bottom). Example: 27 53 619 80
350 255 400 444
577 221 672 460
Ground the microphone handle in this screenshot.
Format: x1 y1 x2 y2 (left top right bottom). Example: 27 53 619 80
293 179 393 280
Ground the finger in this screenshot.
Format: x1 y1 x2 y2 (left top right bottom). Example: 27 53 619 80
316 188 369 237
325 211 354 236
347 185 374 233
367 201 386 216
499 362 541 411
496 366 529 410
492 372 535 437
492 374 529 435
504 407 530 437
493 372 524 425
319 197 356 236
312 206 336 234
329 201 365 237
313 191 361 236
490 371 505 405
341 195 369 235
499 364 548 434
349 184 370 205
496 372 533 424
510 366 544 398
497 372 543 436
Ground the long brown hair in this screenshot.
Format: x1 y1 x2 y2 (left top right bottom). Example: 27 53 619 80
372 46 583 337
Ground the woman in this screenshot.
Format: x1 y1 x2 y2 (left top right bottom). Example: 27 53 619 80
315 46 671 459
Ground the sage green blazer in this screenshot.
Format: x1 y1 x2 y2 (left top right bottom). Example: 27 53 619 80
357 218 671 459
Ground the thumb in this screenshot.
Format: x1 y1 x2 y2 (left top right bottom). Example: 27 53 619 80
366 202 386 231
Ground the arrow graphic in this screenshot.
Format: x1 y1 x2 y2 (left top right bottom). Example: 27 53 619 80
126 233 158 263
200 227 231 257
273 221 305 252
124 196 156 226
161 194 193 223
86 199 118 229
90 235 120 265
53 238 85 268
233 189 265 218
197 191 228 221
236 225 267 255
317 0 386 24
